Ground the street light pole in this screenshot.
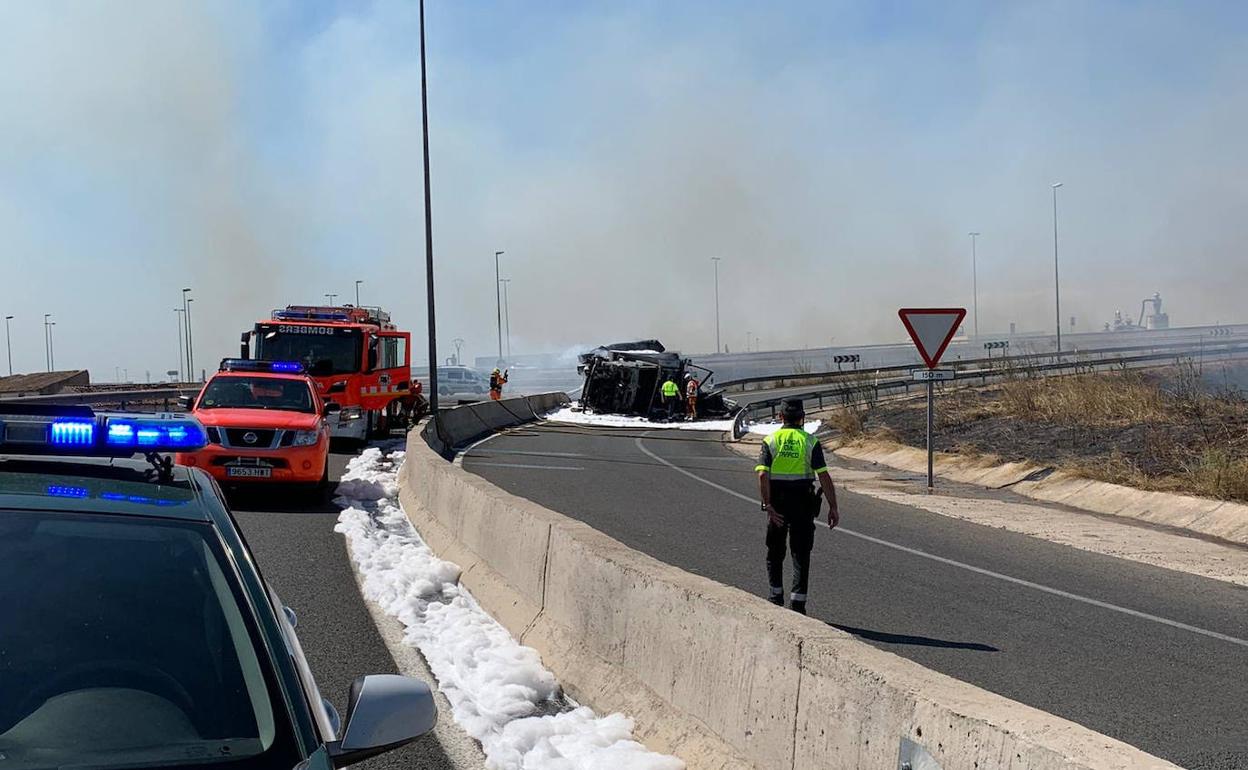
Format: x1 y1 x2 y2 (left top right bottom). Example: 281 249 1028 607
325 293 338 305
174 309 185 381
711 257 722 354
186 298 195 381
43 314 51 372
4 315 12 376
745 330 751 353
181 288 192 380
1051 182 1063 353
48 323 55 371
494 251 504 365
419 0 440 413
355 280 362 306
499 278 512 361
968 232 981 339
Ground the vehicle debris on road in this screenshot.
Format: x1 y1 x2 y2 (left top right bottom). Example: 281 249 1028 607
576 340 738 420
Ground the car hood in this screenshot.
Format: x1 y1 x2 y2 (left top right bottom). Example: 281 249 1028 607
193 408 322 431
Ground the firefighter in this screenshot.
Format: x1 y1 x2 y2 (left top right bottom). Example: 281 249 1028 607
685 374 699 420
755 399 839 615
489 367 508 401
661 375 681 420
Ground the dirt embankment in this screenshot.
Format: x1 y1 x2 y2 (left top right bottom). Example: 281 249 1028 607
830 361 1248 502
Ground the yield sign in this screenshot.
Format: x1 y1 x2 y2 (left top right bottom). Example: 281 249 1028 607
899 308 967 369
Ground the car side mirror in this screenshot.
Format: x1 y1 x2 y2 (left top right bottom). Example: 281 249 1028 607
324 402 342 416
367 347 378 373
327 675 436 767
327 380 347 395
177 394 195 410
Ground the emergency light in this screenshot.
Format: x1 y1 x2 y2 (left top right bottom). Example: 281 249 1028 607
271 308 351 322
219 358 306 374
0 405 207 456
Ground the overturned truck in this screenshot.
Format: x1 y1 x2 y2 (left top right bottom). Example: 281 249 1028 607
576 340 738 420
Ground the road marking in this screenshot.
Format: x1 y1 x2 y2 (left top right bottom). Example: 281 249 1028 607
467 461 584 471
472 448 587 459
635 436 1248 650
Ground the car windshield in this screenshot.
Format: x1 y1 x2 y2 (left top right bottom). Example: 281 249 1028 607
0 511 299 770
198 376 316 413
255 324 361 375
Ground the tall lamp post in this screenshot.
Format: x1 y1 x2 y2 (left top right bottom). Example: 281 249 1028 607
494 250 504 365
1051 182 1063 353
185 297 196 381
325 293 337 305
499 278 512 361
174 308 185 381
968 232 981 339
4 315 13 376
745 330 751 353
181 288 192 381
48 322 56 371
355 280 363 306
419 0 440 413
43 314 52 372
711 256 722 354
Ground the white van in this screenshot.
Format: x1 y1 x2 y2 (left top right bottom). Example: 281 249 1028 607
412 365 492 402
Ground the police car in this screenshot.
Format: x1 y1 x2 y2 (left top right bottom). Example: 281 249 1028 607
0 404 436 768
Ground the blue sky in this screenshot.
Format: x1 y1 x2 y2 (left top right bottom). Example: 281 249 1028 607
1 1 1246 378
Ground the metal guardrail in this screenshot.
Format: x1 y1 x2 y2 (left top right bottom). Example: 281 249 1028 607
717 335 1248 394
732 342 1248 439
0 387 199 411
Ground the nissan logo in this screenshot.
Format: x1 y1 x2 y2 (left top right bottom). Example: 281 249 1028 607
243 432 259 445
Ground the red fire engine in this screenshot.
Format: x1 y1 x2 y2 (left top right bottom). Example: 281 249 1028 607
240 305 426 443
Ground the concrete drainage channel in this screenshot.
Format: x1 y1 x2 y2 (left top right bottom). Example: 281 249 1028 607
401 395 1177 770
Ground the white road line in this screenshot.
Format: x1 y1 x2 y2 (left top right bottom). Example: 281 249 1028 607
467 461 584 471
471 448 587 459
635 436 1248 650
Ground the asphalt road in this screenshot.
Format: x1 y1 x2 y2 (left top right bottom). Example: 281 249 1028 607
228 448 470 770
462 423 1248 770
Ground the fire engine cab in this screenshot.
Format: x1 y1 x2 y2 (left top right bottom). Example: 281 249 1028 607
240 305 425 444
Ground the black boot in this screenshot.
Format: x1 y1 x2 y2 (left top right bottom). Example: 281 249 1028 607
790 600 807 615
769 594 784 606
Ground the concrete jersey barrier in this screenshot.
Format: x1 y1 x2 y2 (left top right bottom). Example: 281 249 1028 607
423 392 571 457
398 429 1177 770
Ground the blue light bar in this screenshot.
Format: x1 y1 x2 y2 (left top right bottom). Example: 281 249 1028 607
1 406 208 457
272 309 350 322
104 415 207 451
49 419 95 447
219 358 306 374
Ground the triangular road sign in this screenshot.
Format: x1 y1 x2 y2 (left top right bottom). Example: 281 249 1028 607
899 308 967 369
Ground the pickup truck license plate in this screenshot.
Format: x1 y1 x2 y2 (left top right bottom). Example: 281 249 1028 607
227 467 272 479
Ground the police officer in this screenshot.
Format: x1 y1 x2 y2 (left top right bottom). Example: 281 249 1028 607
755 398 839 614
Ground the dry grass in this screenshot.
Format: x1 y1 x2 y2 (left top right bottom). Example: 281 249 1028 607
826 408 864 438
850 362 1248 502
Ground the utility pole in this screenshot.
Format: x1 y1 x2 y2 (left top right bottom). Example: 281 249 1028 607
745 330 751 353
4 315 12 376
452 338 464 366
48 322 55 371
499 278 512 361
494 250 504 365
1051 182 1063 353
711 257 722 353
355 280 363 306
420 0 440 413
968 232 981 338
174 308 185 381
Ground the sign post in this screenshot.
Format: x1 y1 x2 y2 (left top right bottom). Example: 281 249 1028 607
899 308 966 490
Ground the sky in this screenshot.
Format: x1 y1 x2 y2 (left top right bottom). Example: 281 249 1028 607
1 0 1246 379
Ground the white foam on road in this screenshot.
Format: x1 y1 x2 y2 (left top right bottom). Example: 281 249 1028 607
334 447 685 770
546 404 734 432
